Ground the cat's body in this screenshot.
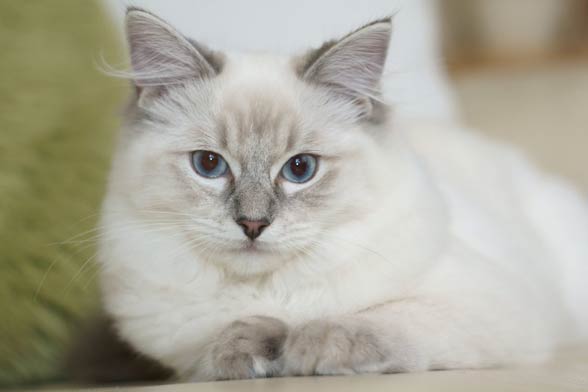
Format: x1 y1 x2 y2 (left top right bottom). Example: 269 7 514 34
97 8 588 381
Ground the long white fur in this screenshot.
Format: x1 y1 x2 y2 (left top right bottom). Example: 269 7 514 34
98 6 588 382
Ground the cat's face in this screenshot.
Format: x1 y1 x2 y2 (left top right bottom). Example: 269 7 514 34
107 9 392 276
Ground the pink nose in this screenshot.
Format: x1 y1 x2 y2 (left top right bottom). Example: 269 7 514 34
237 218 270 240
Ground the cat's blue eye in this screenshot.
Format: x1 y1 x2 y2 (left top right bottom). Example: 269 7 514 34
191 150 229 179
281 154 318 184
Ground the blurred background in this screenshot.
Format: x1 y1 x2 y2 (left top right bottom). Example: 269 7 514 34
442 0 588 192
0 0 587 388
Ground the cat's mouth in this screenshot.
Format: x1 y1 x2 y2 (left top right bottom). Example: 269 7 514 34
240 240 264 252
229 238 278 255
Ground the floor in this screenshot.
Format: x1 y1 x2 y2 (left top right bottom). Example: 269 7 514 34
44 346 588 391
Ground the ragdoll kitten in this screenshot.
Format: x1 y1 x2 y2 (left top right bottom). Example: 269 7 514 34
97 7 588 381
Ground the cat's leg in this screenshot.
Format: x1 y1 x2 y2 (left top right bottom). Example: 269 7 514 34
189 316 289 381
282 297 556 376
282 317 396 376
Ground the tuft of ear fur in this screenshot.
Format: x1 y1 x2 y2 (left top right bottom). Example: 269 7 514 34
124 7 223 89
297 18 392 117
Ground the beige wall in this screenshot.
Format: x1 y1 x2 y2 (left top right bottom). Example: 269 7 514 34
441 1 588 192
441 0 588 63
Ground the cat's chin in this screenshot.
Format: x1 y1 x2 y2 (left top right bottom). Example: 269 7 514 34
203 240 298 276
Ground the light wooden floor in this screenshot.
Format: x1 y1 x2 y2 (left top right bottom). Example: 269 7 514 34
44 346 588 391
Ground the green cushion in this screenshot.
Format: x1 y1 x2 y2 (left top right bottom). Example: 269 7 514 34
0 1 126 386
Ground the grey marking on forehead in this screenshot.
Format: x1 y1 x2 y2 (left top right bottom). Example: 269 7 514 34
217 93 300 221
216 115 229 150
220 92 302 161
286 122 300 153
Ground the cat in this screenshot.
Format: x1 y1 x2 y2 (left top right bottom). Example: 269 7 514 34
96 7 588 382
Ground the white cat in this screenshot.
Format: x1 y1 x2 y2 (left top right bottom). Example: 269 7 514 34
98 7 588 381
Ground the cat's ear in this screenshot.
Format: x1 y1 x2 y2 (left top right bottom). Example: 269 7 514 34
298 18 392 116
124 7 222 91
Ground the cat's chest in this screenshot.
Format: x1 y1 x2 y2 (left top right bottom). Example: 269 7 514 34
174 274 353 323
168 259 405 328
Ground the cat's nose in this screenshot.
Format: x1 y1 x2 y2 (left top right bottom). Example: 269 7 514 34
236 218 270 240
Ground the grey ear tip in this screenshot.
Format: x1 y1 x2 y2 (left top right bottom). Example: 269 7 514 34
370 17 393 33
376 16 393 25
126 6 149 15
125 6 160 23
351 17 392 40
125 6 171 32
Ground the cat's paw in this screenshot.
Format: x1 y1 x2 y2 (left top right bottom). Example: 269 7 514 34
203 316 288 380
282 319 391 376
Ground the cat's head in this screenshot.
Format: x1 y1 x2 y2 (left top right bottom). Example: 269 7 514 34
106 8 396 276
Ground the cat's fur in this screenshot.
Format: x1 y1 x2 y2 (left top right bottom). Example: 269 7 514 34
98 8 588 381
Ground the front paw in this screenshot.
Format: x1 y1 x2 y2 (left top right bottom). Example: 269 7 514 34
203 316 288 380
282 319 390 376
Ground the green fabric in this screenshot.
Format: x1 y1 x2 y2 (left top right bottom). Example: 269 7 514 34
0 1 126 386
